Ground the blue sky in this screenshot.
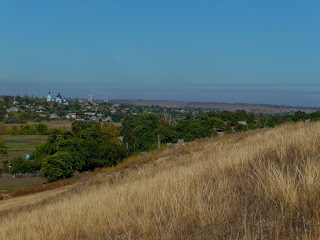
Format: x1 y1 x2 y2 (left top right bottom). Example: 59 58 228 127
0 1 320 106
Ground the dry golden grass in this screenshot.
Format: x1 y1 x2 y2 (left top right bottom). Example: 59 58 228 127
1 122 320 239
0 185 73 216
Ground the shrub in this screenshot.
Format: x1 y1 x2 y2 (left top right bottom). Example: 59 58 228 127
10 157 33 173
41 152 73 182
0 137 7 155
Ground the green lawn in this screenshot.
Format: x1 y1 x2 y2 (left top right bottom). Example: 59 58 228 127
0 135 47 167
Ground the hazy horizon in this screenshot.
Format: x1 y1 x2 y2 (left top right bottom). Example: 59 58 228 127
1 1 320 107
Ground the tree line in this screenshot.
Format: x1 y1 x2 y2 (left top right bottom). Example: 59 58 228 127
4 109 320 182
121 110 320 153
0 123 51 135
7 122 126 182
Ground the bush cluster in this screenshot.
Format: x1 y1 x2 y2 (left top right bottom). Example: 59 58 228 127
7 109 320 182
34 121 126 182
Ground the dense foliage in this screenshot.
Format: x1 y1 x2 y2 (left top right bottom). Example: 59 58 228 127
120 110 320 153
11 122 126 182
41 152 73 182
10 157 39 174
6 109 320 182
0 137 6 155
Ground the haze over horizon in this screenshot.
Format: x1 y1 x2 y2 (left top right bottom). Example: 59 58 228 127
1 1 320 106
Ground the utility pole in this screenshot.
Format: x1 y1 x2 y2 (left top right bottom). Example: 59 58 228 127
158 135 160 150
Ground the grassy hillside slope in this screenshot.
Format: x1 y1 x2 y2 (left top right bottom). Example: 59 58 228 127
1 122 320 239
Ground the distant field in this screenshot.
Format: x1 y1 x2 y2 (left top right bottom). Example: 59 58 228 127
0 135 47 168
5 120 121 129
111 99 320 114
42 120 121 128
0 136 48 192
39 120 72 130
0 177 46 188
4 120 73 130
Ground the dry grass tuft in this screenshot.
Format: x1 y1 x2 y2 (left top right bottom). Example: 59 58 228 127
1 122 320 239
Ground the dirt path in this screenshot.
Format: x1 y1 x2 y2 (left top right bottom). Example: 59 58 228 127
0 185 73 215
0 172 93 216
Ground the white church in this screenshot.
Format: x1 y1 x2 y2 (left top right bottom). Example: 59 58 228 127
47 91 68 105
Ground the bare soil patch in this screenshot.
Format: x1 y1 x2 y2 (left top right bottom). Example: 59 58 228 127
0 177 46 187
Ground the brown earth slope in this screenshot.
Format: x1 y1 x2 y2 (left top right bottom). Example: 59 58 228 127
1 122 320 239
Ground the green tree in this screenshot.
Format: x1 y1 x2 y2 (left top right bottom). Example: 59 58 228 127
140 113 159 130
35 123 49 135
97 143 127 167
0 138 7 155
175 119 191 138
209 117 225 130
31 120 128 179
10 157 33 173
56 138 88 172
156 124 178 144
133 125 157 151
185 116 212 141
120 117 136 136
267 118 276 128
220 111 235 123
131 113 160 152
235 110 247 121
235 123 247 132
294 111 308 122
0 123 5 135
41 152 73 182
101 123 120 144
0 106 7 121
311 111 320 121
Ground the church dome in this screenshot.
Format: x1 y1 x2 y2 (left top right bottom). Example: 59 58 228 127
47 91 52 102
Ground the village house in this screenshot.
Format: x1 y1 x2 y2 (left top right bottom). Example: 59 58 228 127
102 116 113 122
84 112 96 116
64 113 77 120
238 121 247 126
38 114 47 118
36 106 45 110
25 105 34 111
76 115 89 121
7 107 22 113
90 116 99 121
49 113 59 119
